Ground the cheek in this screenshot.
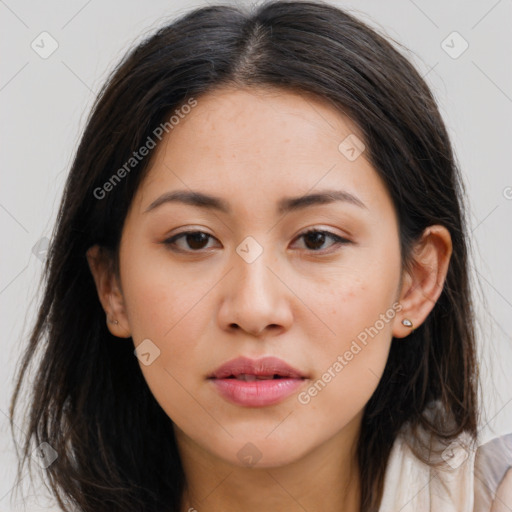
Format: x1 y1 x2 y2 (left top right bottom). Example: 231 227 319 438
122 263 212 422
296 289 395 432
305 256 399 343
120 250 216 382
301 252 399 404
121 246 201 341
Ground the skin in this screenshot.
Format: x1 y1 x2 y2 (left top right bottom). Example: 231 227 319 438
87 86 452 512
492 469 512 511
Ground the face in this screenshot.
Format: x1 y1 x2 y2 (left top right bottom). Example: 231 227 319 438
107 86 407 468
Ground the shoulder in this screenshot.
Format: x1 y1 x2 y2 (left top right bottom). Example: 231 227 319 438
379 426 477 512
379 400 512 512
474 433 512 512
380 425 512 511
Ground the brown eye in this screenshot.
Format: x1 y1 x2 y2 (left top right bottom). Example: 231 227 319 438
294 229 351 252
303 231 327 250
164 231 218 252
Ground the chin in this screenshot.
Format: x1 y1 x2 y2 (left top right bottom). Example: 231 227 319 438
218 436 313 469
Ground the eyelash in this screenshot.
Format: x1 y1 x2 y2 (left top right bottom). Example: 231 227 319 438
162 228 351 255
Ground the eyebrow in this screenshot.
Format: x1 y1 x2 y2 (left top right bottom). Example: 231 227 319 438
144 188 368 215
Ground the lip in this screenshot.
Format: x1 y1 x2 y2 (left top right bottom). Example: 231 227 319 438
208 356 308 407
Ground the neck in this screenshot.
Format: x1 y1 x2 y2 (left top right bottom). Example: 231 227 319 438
176 416 362 512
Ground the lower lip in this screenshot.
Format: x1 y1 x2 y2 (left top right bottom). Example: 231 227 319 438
210 377 305 407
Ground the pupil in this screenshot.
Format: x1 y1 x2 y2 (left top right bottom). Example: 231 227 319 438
187 232 208 250
305 232 325 250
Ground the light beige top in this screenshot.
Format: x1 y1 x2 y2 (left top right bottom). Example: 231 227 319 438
378 403 512 511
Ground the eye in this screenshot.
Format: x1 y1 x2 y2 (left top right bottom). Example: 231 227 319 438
292 228 351 253
163 228 350 254
163 231 219 252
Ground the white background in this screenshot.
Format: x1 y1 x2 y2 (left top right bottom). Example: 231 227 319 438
1 0 511 509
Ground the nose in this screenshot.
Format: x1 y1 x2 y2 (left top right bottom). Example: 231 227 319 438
217 245 294 337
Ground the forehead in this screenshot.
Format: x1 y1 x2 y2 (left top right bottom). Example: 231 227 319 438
131 86 393 219
164 85 365 160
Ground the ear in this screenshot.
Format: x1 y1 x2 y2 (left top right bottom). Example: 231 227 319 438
392 225 453 338
86 245 131 338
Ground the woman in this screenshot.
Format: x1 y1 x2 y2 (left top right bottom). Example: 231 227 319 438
10 1 512 511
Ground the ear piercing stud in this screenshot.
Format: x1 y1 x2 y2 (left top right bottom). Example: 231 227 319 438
107 316 119 325
401 318 413 329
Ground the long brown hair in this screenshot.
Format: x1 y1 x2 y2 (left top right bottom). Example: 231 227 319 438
10 1 479 510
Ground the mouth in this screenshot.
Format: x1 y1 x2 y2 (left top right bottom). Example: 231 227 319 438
208 355 307 380
208 356 308 407
221 374 299 381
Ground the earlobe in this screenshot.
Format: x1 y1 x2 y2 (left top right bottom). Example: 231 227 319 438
86 245 132 339
392 225 452 339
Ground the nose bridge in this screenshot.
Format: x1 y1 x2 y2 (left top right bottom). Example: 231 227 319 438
233 234 277 301
219 233 292 335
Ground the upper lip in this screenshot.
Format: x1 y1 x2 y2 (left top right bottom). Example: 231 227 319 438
208 356 307 379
